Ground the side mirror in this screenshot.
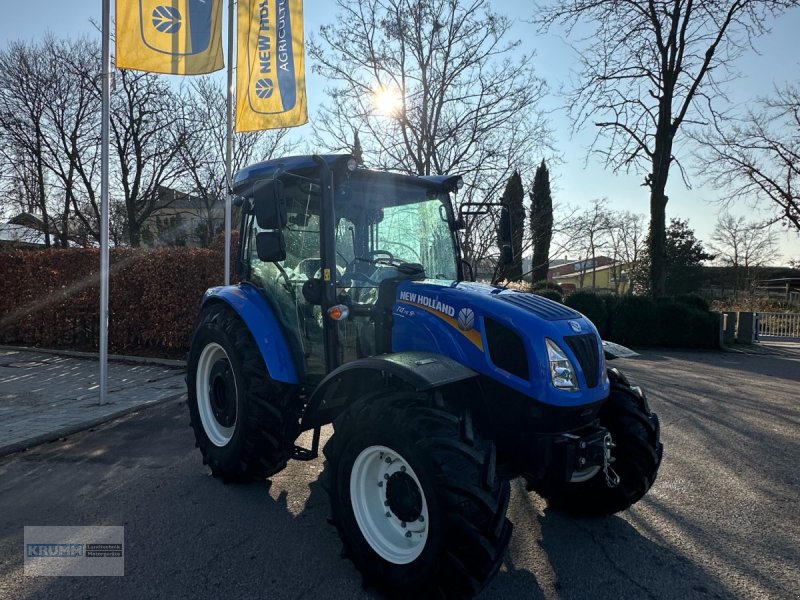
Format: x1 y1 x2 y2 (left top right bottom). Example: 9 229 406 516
253 179 287 230
256 230 286 262
499 206 514 265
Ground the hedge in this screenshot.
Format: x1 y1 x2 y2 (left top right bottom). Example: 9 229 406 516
564 291 608 336
0 242 720 356
564 291 719 349
610 296 660 346
0 244 230 358
656 300 719 348
534 289 564 303
531 280 564 297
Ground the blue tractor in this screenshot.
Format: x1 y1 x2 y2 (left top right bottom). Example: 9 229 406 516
187 155 662 597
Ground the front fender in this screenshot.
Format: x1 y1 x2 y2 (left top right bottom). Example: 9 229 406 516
203 285 299 384
301 351 477 430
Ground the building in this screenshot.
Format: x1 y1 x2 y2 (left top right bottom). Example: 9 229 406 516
143 186 224 248
549 257 630 294
0 213 63 249
547 256 616 279
0 223 49 249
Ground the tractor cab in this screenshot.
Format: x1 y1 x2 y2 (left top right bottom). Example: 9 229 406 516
233 154 466 384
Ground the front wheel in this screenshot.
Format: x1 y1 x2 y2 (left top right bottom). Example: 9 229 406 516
324 390 512 597
187 304 301 482
533 368 663 516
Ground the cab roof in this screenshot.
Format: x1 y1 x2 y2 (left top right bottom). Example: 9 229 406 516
231 154 463 197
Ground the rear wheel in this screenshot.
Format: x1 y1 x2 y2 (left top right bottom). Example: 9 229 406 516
324 390 512 597
187 304 301 482
534 368 663 515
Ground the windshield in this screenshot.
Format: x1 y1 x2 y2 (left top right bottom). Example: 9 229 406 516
335 174 459 281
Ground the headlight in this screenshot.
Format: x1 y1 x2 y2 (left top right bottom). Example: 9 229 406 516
546 338 578 391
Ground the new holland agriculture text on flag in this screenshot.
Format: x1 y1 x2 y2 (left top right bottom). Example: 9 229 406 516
237 0 308 131
116 0 224 75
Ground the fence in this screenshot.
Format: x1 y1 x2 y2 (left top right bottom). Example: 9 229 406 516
756 312 800 342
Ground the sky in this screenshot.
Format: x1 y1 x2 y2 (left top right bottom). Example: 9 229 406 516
0 0 798 263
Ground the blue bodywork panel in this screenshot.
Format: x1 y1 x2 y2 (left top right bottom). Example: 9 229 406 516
391 280 609 407
202 285 300 384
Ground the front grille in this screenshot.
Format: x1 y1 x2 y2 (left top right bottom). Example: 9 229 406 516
498 292 580 321
564 333 600 388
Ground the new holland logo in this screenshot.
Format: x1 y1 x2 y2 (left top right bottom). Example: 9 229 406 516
256 78 274 99
141 0 214 56
457 308 475 331
152 5 182 33
569 320 582 333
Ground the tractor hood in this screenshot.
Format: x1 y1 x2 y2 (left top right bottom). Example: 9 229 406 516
390 280 609 407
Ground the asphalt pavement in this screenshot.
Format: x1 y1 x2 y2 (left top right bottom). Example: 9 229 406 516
0 348 798 599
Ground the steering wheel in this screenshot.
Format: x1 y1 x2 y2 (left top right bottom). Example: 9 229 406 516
273 262 294 295
388 241 419 260
353 249 394 266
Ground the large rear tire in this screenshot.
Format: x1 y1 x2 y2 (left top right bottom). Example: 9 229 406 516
324 390 512 598
534 368 663 516
187 303 301 482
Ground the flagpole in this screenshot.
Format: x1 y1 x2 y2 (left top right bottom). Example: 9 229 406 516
99 0 111 404
224 0 235 285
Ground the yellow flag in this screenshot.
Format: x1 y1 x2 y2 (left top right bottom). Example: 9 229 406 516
237 0 308 131
116 0 224 75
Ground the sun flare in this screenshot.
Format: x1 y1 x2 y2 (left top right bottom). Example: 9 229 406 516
371 85 404 117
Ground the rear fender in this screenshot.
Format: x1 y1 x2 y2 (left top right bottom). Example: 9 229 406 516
202 285 300 384
301 351 477 430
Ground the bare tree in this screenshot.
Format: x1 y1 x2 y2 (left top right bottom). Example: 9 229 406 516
111 69 186 247
535 0 799 297
697 83 800 232
310 0 551 266
39 36 102 247
710 212 779 291
0 37 125 247
0 40 54 246
176 78 295 246
603 210 647 293
570 199 610 288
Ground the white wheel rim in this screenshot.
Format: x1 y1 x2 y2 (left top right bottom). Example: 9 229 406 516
350 445 429 564
196 342 237 447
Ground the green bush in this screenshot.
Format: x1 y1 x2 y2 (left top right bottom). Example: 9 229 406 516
609 296 659 346
603 295 619 339
531 280 563 297
694 311 722 349
658 301 702 347
534 289 563 303
564 291 608 336
673 293 710 312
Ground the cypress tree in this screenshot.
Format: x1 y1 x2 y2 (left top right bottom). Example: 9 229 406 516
496 170 525 282
530 160 553 283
